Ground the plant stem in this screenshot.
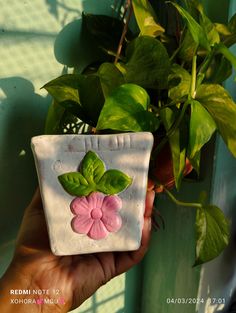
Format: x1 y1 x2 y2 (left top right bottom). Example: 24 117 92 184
164 187 202 209
156 97 187 113
196 46 216 87
114 0 133 64
152 100 189 159
189 54 197 99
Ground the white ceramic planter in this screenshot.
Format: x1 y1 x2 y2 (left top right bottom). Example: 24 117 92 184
31 132 153 255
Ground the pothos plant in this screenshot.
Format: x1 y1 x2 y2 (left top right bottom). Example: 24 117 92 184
42 0 236 265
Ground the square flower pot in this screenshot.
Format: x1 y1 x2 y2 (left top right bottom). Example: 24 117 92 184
31 132 153 255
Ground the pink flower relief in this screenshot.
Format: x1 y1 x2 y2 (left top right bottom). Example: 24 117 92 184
70 192 122 240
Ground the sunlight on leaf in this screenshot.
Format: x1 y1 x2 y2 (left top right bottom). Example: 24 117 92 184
132 0 164 37
195 205 230 266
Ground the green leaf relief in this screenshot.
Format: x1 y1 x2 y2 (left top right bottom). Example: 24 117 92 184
58 172 93 197
195 205 230 266
58 151 132 196
81 151 105 184
97 170 132 195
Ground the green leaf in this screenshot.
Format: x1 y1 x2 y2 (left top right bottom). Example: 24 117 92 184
229 12 236 33
190 0 220 46
42 74 91 125
196 84 236 157
81 151 105 184
43 74 82 103
123 36 171 89
178 30 198 63
215 22 236 48
96 83 160 132
215 23 231 37
44 100 66 134
171 2 210 51
97 170 132 195
78 74 105 125
188 100 216 159
58 172 93 196
168 64 191 100
132 0 165 37
199 11 220 45
189 150 201 175
195 205 230 265
216 43 236 72
97 63 125 98
83 13 133 53
160 107 186 190
206 55 232 84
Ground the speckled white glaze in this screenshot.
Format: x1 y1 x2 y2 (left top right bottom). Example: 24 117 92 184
31 132 153 255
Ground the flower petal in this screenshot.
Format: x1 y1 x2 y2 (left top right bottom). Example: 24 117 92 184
70 197 91 216
102 195 122 214
71 216 93 234
87 192 105 211
102 212 122 232
88 220 108 240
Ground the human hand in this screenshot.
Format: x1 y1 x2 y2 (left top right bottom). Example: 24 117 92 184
0 189 155 313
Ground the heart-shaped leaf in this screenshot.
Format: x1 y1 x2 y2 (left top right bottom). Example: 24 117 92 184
42 74 82 104
123 36 171 89
97 170 132 195
42 74 91 125
216 43 236 72
96 83 160 132
132 0 164 37
171 2 210 51
97 62 125 97
82 13 133 53
78 74 105 125
200 13 220 45
195 205 230 266
160 107 186 190
196 84 236 157
81 151 105 184
188 100 216 159
178 30 198 63
168 64 191 100
58 172 93 196
206 55 232 84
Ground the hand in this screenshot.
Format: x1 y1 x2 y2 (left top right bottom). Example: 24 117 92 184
0 189 155 313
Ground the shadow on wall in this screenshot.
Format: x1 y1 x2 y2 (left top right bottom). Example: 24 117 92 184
45 0 82 23
49 0 118 71
0 77 50 247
